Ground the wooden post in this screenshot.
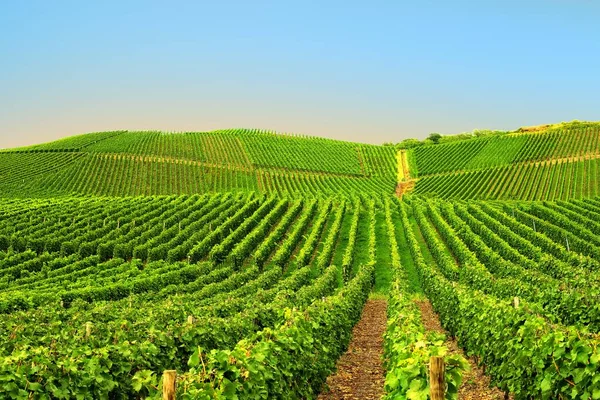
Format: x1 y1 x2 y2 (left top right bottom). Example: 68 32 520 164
163 370 177 400
85 322 93 339
513 297 519 309
429 356 445 400
187 315 194 324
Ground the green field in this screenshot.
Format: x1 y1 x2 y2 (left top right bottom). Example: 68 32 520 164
2 123 600 399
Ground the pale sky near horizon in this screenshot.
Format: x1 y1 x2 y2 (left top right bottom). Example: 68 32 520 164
1 0 599 149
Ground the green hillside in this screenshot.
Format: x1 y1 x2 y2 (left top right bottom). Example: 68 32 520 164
4 123 600 399
405 121 600 200
0 129 397 198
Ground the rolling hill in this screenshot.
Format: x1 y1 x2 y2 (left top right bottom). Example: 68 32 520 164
2 122 600 399
406 121 600 200
0 129 397 197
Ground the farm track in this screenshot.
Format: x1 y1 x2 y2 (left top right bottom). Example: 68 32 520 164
415 299 510 400
318 299 387 400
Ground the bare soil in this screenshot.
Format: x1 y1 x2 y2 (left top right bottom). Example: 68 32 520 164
396 180 415 198
318 299 387 400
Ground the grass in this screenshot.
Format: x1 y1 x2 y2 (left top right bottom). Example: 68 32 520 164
351 206 371 279
393 205 423 294
373 208 393 294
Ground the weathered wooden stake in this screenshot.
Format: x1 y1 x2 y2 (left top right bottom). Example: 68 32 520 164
85 322 93 339
187 315 194 324
162 370 177 400
513 297 520 309
533 220 536 232
429 356 445 400
565 235 570 252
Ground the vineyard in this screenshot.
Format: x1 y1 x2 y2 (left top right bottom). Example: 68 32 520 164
2 123 600 398
0 130 397 198
407 122 600 200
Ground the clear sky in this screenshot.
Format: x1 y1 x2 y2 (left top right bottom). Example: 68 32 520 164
1 0 599 148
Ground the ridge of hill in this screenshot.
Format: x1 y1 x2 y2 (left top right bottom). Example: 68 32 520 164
404 121 600 200
0 129 397 197
2 121 600 201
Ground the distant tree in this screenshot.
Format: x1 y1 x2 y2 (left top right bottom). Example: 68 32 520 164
397 138 423 149
428 133 442 144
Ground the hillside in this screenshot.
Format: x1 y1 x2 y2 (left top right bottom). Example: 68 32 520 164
3 122 600 201
4 124 600 398
404 122 600 200
0 130 397 197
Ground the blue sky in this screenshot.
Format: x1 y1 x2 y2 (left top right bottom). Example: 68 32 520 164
1 0 599 147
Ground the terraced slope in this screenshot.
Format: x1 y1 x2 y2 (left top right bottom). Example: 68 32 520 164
0 130 397 198
407 122 600 200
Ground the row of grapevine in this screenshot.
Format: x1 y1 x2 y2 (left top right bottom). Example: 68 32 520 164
0 193 373 398
239 130 364 175
257 168 395 197
0 129 399 199
86 131 251 167
410 123 600 177
0 155 396 199
1 131 125 152
382 198 469 399
402 198 600 398
424 200 600 329
173 262 374 398
413 156 600 200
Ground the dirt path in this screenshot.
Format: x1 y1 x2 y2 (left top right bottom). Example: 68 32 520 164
395 180 415 198
319 299 387 400
415 300 510 400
